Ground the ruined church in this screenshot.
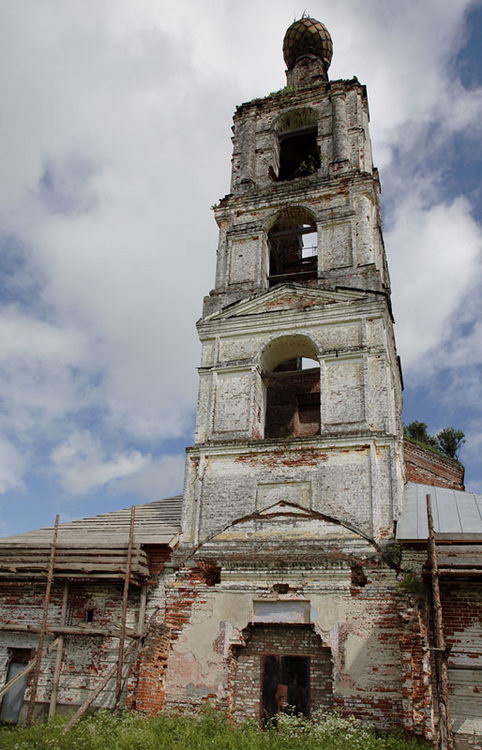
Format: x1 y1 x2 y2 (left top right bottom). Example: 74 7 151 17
0 17 480 750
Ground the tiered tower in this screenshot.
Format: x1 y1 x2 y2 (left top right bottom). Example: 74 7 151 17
181 17 403 552
167 18 406 724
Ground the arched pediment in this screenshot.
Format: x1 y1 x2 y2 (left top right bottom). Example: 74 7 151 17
203 501 371 544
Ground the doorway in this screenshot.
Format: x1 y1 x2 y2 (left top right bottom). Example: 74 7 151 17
232 624 332 724
262 654 310 722
0 648 32 724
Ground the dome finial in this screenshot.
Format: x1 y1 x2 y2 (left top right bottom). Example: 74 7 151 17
283 16 333 87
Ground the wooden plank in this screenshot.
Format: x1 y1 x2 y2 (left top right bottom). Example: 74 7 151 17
0 551 146 563
1 561 149 571
427 494 454 750
0 622 138 638
115 505 135 706
0 561 148 571
0 534 176 547
0 551 149 563
26 515 59 727
437 539 482 559
437 556 482 567
49 581 68 719
435 533 482 541
0 572 146 582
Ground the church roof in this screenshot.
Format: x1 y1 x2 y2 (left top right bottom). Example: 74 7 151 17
397 482 482 541
0 496 183 548
0 497 183 582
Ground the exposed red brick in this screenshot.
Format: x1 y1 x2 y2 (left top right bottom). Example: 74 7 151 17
404 440 465 491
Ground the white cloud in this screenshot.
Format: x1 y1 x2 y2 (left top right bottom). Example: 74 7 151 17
0 0 481 505
112 453 185 499
51 431 149 494
0 438 25 494
388 192 482 369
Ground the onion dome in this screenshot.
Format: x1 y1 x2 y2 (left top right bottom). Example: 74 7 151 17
283 16 333 73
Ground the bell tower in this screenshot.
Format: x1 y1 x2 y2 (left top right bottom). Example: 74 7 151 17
163 17 409 726
181 16 404 551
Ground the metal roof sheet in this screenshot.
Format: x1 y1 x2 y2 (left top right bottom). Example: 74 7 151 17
397 483 482 541
0 496 183 548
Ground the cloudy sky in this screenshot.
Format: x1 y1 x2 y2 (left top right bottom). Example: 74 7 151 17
1 0 482 536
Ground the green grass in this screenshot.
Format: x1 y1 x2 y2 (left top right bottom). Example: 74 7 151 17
0 709 432 750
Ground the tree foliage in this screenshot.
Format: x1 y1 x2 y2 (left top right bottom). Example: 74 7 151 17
404 422 465 461
435 427 465 460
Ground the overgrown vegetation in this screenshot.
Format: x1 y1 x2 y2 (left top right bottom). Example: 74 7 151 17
397 573 428 597
0 708 432 750
404 421 465 462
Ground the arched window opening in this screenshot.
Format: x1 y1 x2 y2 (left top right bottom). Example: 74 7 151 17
262 336 320 439
278 128 320 181
268 208 317 287
274 108 320 183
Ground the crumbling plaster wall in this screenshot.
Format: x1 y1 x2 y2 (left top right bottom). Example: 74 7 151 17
230 79 373 193
161 561 405 731
182 440 401 545
196 306 400 443
206 76 386 321
209 181 386 311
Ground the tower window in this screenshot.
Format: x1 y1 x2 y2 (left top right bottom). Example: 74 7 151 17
264 356 320 439
278 128 320 181
268 208 317 287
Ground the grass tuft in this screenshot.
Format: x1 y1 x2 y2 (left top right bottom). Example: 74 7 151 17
0 708 432 750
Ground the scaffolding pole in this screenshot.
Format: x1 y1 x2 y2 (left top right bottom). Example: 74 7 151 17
48 580 69 719
26 514 60 727
115 505 135 707
426 494 454 750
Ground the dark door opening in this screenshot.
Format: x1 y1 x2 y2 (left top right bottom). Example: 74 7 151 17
262 654 310 723
0 648 32 724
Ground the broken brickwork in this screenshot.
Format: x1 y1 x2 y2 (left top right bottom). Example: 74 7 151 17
0 18 480 750
233 624 332 722
404 440 465 491
0 580 141 721
128 618 170 715
398 594 435 740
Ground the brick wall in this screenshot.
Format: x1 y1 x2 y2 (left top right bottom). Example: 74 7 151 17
398 596 435 740
145 545 172 577
232 624 332 722
404 440 464 490
0 580 141 718
128 618 170 715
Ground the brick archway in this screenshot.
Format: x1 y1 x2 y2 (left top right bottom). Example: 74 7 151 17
232 623 332 723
